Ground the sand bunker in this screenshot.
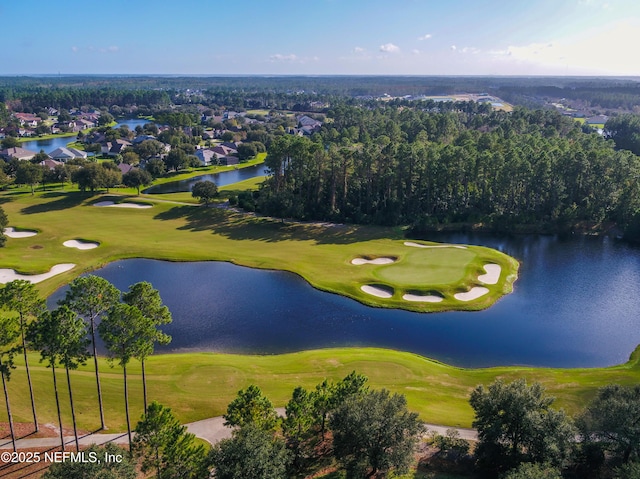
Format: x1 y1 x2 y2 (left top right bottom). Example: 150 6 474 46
3 227 37 238
404 241 467 249
63 239 99 250
0 264 75 284
454 287 489 301
402 293 444 303
94 201 152 209
360 285 394 298
351 257 396 265
478 264 501 285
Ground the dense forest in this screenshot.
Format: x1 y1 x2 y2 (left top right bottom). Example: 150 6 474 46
2 75 640 111
256 105 640 237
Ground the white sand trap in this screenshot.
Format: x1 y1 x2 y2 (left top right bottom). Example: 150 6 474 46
0 264 75 284
404 241 467 249
351 257 396 265
478 264 501 285
360 285 393 298
63 239 99 250
454 287 489 301
3 227 37 238
402 293 444 303
94 201 152 209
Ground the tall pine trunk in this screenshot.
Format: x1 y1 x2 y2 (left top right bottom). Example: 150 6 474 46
65 367 79 451
0 357 16 453
123 364 132 450
20 316 38 432
89 316 106 429
51 365 64 451
142 359 147 412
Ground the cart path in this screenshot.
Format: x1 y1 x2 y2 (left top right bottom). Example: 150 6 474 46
1 408 477 450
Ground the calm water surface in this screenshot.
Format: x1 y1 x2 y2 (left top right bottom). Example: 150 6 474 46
143 165 267 193
48 233 640 369
20 119 149 153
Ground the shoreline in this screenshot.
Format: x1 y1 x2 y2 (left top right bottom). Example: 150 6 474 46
2 346 638 432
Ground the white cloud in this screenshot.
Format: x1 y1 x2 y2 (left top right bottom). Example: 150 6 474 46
353 46 365 53
418 33 432 41
379 43 400 53
579 0 611 8
412 49 421 55
269 53 299 62
490 19 640 74
71 46 78 53
450 45 457 51
99 46 119 53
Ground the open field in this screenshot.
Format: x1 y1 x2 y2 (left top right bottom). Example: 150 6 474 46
2 346 639 433
0 170 517 311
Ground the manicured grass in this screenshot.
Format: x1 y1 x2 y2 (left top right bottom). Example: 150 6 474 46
245 109 271 116
218 175 265 193
0 174 516 313
374 248 475 285
3 346 639 433
17 132 77 143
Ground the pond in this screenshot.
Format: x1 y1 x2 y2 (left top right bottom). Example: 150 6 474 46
143 165 267 193
20 119 151 153
48 233 640 369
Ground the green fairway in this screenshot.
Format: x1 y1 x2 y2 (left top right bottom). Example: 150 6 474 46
0 176 517 312
3 346 639 433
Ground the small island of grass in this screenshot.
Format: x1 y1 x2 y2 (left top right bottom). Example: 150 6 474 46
348 240 517 311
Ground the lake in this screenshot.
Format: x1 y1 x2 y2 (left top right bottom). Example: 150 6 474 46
20 119 149 153
143 165 267 193
48 233 640 369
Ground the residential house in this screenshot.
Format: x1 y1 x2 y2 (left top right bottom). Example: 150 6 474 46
297 115 322 135
13 113 40 128
0 147 38 161
48 147 88 162
586 115 609 125
212 145 236 157
39 158 63 170
132 134 157 144
102 139 132 156
76 119 96 130
118 163 134 175
218 155 239 166
220 142 239 153
194 148 216 166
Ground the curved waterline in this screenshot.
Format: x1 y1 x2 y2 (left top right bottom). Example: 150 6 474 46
47 231 640 369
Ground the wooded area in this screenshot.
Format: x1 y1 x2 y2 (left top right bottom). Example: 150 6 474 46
257 105 640 238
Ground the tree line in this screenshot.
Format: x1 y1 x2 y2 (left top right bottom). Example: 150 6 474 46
255 105 640 238
0 276 171 453
37 374 640 479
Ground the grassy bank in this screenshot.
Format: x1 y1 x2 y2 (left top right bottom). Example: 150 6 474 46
0 175 517 312
17 132 78 143
3 346 639 433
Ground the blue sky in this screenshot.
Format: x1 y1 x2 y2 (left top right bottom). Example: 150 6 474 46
2 0 639 75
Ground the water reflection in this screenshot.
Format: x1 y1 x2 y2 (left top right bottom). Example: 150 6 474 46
48 233 640 368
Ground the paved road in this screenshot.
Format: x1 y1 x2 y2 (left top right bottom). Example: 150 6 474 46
1 409 477 450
